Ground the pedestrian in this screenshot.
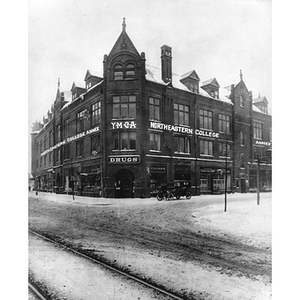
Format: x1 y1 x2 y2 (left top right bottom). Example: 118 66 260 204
28 186 31 192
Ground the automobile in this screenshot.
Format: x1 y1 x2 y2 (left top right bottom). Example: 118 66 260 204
157 180 192 201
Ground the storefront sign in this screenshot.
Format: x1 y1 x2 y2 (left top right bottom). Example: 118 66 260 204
111 121 137 129
149 121 219 138
254 140 271 147
150 165 166 173
41 126 100 157
108 155 140 164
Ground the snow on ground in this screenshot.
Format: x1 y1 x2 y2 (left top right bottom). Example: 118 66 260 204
192 194 272 249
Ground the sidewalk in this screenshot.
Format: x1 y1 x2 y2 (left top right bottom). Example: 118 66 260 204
29 190 270 207
28 191 158 206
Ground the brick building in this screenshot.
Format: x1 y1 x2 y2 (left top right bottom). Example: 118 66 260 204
31 19 272 198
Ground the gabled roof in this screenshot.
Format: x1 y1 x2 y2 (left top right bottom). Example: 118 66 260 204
253 96 268 104
108 19 140 59
71 81 85 91
84 70 102 81
180 70 200 81
200 78 220 88
145 65 232 104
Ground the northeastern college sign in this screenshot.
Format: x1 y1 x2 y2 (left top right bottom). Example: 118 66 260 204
149 121 220 138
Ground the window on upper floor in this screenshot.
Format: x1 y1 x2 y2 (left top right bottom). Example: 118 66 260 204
64 144 70 160
210 90 219 99
76 140 84 157
150 132 161 151
49 130 53 147
240 130 245 146
114 64 123 80
113 63 136 80
91 135 100 155
199 139 213 156
254 122 263 140
43 136 47 151
218 114 231 133
174 136 191 154
91 101 101 126
76 110 85 133
113 95 136 119
199 109 213 130
57 124 61 141
64 118 71 138
239 95 245 107
125 64 135 79
174 103 189 126
113 132 137 150
219 142 231 157
149 97 161 121
188 82 198 93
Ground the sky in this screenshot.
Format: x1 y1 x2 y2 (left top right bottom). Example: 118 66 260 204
28 0 272 172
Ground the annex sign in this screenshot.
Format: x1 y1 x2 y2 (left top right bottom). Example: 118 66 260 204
40 126 100 157
149 121 220 138
254 140 272 147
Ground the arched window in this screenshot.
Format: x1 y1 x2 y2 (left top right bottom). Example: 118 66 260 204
113 62 136 80
113 64 123 80
239 95 245 107
125 63 135 79
240 130 245 146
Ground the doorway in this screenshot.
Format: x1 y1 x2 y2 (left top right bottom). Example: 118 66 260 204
115 169 135 198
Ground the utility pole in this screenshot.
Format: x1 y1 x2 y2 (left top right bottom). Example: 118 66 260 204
257 155 260 205
224 151 228 212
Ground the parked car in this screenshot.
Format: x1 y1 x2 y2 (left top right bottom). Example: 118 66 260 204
157 181 192 201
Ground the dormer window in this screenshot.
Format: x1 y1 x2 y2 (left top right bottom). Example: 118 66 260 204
73 93 77 100
210 90 219 99
188 82 198 93
113 63 136 80
86 82 92 89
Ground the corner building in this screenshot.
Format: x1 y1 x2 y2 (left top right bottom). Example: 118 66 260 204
31 19 272 198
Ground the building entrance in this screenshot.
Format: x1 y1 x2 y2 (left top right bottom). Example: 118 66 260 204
115 169 135 198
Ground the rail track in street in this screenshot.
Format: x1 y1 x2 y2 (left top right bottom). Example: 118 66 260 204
29 229 194 300
28 280 50 300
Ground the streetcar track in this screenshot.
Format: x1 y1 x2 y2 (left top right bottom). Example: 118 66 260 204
28 280 50 300
29 229 193 300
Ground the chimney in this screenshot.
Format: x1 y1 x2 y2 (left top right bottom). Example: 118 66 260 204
161 45 172 83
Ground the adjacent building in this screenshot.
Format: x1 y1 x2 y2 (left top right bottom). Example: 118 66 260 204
31 19 272 198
